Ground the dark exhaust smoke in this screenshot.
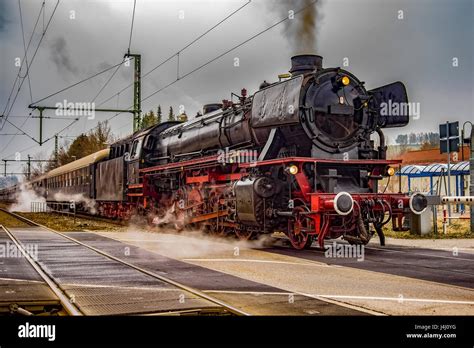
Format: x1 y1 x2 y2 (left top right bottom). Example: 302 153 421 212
270 0 320 54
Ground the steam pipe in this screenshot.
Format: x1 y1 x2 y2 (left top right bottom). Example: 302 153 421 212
376 127 387 159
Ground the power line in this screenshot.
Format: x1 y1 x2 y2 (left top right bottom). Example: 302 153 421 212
1 0 61 129
0 0 61 157
2 1 45 121
3 119 38 143
4 0 311 164
141 0 316 104
28 59 126 107
1 117 77 162
42 118 80 144
85 0 315 137
97 0 252 108
127 0 137 53
18 0 33 104
27 0 141 110
91 60 126 103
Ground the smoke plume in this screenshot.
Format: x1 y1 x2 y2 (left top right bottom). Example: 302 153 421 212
49 37 79 75
271 0 321 54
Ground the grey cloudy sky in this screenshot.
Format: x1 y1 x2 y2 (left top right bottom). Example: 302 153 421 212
0 0 472 175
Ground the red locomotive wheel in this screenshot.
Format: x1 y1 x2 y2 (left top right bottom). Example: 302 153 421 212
287 207 313 250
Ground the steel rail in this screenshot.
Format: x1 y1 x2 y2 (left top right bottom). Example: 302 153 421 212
1 209 250 316
0 223 83 316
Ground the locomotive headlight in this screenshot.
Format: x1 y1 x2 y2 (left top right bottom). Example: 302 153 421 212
341 76 350 86
287 165 299 175
386 166 395 176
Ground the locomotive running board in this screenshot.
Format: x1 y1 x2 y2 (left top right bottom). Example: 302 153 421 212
189 210 229 223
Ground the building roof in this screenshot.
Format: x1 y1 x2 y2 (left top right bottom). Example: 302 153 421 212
399 165 424 175
398 161 469 177
392 145 470 165
451 161 470 173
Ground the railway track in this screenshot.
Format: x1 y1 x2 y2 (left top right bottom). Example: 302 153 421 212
1 224 81 316
0 208 248 316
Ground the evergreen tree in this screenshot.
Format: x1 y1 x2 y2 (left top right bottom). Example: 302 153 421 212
141 110 158 129
157 105 162 124
168 106 175 121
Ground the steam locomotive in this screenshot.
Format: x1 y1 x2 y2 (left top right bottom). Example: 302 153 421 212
0 54 427 249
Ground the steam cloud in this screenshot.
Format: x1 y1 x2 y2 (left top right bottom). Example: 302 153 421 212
8 185 97 214
10 184 46 212
52 192 97 214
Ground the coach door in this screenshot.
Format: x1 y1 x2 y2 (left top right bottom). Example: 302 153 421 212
127 137 143 185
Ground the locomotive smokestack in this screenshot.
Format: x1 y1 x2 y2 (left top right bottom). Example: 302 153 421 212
289 54 322 76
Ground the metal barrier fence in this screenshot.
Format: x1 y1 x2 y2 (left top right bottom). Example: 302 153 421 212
30 201 77 223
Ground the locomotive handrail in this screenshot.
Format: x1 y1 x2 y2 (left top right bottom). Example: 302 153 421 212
139 155 402 175
238 157 402 167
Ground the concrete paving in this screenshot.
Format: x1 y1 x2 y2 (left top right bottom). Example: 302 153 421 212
94 229 474 315
71 231 365 315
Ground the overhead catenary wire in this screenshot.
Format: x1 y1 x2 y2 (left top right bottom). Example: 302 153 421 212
18 0 33 104
127 0 137 53
1 0 61 131
81 0 317 137
2 1 45 123
2 0 137 162
22 0 254 145
2 119 39 144
4 0 314 170
97 0 252 108
92 60 126 103
28 59 128 107
141 0 318 105
0 0 61 158
14 0 252 149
